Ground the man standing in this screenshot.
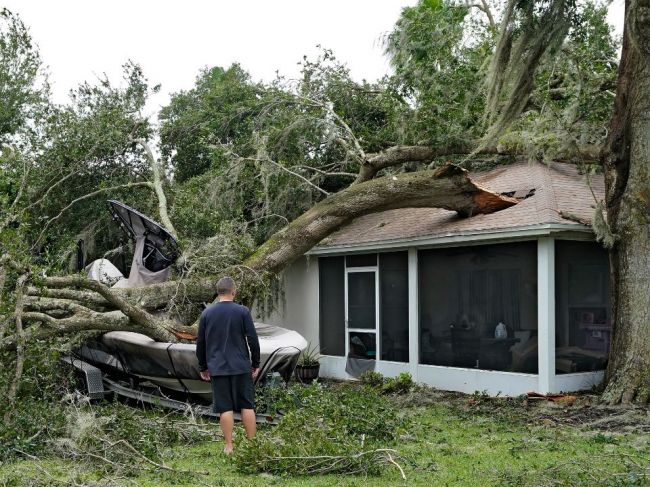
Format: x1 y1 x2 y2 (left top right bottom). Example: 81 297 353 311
196 277 260 454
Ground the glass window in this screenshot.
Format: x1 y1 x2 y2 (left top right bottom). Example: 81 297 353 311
319 256 345 356
380 252 409 362
419 242 538 372
555 241 610 373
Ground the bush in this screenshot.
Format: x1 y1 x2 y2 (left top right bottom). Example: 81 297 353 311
235 382 407 476
0 343 74 460
382 373 417 395
359 370 385 389
359 371 417 395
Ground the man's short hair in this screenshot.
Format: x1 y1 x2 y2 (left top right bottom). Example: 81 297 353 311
216 277 236 295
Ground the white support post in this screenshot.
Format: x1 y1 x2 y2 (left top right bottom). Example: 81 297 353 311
537 237 556 394
408 248 419 379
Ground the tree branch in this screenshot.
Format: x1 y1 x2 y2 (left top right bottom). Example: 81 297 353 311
26 286 110 307
297 165 357 178
1 310 132 351
41 275 177 341
134 138 178 239
4 270 31 422
356 143 602 184
471 0 496 30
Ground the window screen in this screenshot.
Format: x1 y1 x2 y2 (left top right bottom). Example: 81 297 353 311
347 272 376 329
419 242 538 372
346 254 377 267
319 256 345 356
380 252 409 362
555 240 610 373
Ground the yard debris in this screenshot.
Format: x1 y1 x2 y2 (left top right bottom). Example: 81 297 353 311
527 392 578 403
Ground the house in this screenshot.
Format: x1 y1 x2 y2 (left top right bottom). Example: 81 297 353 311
257 162 611 396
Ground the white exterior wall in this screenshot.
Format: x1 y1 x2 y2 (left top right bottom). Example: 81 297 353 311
253 256 320 346
268 235 606 397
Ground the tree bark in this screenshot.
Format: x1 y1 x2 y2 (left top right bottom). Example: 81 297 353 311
356 143 601 184
601 0 650 404
135 138 178 239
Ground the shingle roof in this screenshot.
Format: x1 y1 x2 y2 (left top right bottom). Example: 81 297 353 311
317 162 603 249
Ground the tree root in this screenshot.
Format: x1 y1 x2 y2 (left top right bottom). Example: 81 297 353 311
602 356 650 404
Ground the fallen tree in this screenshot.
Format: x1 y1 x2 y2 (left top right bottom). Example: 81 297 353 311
1 0 646 407
1 162 516 350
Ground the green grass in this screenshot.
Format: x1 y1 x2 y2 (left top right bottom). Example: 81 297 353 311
1 388 648 486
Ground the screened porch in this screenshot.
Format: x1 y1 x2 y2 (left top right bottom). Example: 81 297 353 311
316 237 611 395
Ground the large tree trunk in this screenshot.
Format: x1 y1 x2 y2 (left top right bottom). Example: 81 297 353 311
1 163 515 350
601 0 650 404
246 163 516 275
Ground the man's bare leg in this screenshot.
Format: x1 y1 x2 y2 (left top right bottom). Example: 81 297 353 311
220 411 234 454
241 408 257 439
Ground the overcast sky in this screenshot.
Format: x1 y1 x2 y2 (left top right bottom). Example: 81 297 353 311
3 0 625 117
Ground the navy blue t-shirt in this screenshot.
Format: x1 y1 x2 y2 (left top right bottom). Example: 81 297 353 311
196 301 261 376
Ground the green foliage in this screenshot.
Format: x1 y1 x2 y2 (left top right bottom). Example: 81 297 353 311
385 0 618 162
1 383 648 485
359 371 417 395
159 65 264 183
0 343 220 476
0 343 73 460
385 0 491 145
297 342 320 366
0 8 48 141
382 373 417 395
160 51 406 248
1 58 159 269
236 382 405 476
358 370 385 389
501 1 619 160
49 399 219 476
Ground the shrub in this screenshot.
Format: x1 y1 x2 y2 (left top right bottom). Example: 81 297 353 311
359 370 385 389
0 343 73 460
359 371 417 395
382 373 417 395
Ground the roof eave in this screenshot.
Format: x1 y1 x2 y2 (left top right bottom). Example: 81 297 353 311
307 223 594 256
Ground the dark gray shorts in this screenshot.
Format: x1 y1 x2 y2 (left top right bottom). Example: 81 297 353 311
210 373 255 413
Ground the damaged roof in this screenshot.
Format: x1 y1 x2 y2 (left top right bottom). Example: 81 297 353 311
315 162 603 250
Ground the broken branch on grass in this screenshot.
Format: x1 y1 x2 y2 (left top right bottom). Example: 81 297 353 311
102 438 209 476
261 448 406 476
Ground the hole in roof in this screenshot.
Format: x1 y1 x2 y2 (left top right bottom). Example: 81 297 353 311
501 188 536 200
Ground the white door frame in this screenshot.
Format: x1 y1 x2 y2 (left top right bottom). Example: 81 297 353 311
344 266 380 359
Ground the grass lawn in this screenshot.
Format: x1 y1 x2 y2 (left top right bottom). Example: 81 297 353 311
0 387 648 486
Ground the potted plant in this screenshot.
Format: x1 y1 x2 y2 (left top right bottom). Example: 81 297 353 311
295 343 321 383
